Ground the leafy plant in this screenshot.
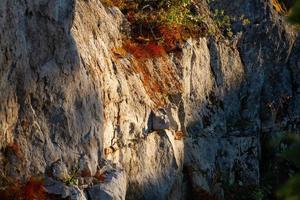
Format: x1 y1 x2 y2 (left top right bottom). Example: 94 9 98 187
240 14 251 26
212 9 233 38
64 164 79 186
64 175 78 186
103 0 207 44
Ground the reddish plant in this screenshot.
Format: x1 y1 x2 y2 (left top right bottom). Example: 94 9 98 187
145 43 166 57
94 171 106 183
112 27 183 107
0 183 22 200
118 40 182 106
0 177 45 200
123 40 166 60
157 24 184 50
123 41 145 59
23 177 45 200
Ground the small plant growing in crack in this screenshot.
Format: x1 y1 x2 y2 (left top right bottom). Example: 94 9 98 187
64 163 80 186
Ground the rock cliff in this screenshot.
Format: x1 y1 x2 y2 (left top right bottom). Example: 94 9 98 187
0 0 299 199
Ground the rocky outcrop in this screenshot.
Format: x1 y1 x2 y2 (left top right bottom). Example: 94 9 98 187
0 0 299 199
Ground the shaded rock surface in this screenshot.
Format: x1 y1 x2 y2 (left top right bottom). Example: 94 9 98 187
0 0 299 199
45 178 87 200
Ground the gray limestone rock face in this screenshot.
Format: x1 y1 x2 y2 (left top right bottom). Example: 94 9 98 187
45 178 87 200
88 169 127 200
150 110 171 131
51 160 70 181
0 0 103 180
0 0 299 199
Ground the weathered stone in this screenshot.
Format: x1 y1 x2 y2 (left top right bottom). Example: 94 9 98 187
88 169 127 200
0 0 299 199
150 110 171 131
51 160 69 181
45 178 87 200
79 155 96 177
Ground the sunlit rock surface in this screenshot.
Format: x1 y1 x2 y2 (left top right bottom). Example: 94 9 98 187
0 0 299 199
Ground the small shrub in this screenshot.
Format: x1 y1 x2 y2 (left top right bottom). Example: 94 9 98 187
104 0 207 51
240 15 251 26
212 9 233 38
104 0 191 106
64 167 79 186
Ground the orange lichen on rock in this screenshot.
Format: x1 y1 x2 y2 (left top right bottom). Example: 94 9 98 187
104 147 114 156
112 46 128 59
114 39 182 106
133 62 166 107
174 131 186 140
112 38 182 107
132 58 182 107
